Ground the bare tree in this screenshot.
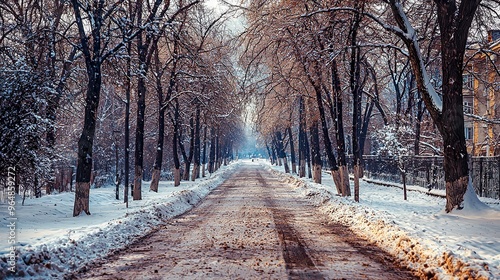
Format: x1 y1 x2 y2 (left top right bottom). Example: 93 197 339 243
383 0 483 212
70 0 137 216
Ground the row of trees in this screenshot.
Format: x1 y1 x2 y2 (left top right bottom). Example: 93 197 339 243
242 0 500 212
0 1 246 216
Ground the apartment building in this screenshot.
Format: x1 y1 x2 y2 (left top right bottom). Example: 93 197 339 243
464 30 500 156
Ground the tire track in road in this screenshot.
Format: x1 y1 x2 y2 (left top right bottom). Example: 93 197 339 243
258 171 323 279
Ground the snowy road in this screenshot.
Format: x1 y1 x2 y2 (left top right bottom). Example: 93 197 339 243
75 164 416 279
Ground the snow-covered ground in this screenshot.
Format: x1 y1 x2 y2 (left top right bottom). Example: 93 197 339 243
1 159 499 279
0 162 240 279
265 162 500 279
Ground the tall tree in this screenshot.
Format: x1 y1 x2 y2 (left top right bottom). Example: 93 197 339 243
71 0 134 216
349 0 364 203
298 95 308 178
191 103 202 180
133 0 171 200
384 0 482 212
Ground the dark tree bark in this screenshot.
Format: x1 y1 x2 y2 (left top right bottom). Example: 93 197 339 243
305 139 312 178
191 105 201 181
309 120 322 184
124 40 132 207
172 100 181 186
201 125 208 177
359 101 374 157
415 99 424 155
215 133 221 171
287 126 297 174
114 132 120 200
208 127 216 173
133 0 147 201
266 143 274 164
275 131 290 173
150 46 166 192
298 96 307 178
149 103 165 192
71 0 104 217
350 2 363 203
331 59 351 196
179 115 195 181
271 140 278 166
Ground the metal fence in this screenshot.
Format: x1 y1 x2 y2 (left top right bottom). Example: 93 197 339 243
352 155 500 199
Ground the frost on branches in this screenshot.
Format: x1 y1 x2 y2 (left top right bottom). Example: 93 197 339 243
0 60 53 197
375 124 414 160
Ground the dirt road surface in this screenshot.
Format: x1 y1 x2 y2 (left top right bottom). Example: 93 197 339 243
75 163 416 279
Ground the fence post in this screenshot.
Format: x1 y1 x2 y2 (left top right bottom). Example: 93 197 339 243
479 157 483 197
498 157 500 199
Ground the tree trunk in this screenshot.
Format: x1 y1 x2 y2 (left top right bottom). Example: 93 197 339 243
150 169 161 192
402 167 407 201
414 99 424 155
150 42 171 192
312 82 340 193
150 105 165 192
133 165 142 200
180 116 195 181
133 64 146 200
275 131 289 173
173 101 181 186
208 127 216 173
115 139 120 200
192 163 200 180
71 0 105 217
191 105 201 181
287 126 296 174
73 182 91 216
298 96 307 178
438 5 470 212
174 168 181 187
353 164 361 202
359 101 374 157
133 0 159 200
271 143 278 165
350 10 362 203
329 59 351 196
73 62 101 216
201 126 207 177
309 120 322 184
339 166 350 197
265 143 273 164
215 134 221 171
124 41 131 207
305 123 312 179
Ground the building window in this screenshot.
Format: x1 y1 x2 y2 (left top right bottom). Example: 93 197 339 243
463 100 473 114
465 127 473 140
463 74 474 90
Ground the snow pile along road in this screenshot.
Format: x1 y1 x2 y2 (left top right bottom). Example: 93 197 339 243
265 163 500 280
0 162 239 279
